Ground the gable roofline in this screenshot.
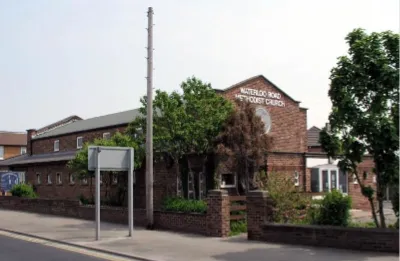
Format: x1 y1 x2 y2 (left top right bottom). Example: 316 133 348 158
214 75 301 104
308 126 322 132
34 115 83 138
32 108 140 140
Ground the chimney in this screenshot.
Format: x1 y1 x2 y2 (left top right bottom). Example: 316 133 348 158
26 129 37 156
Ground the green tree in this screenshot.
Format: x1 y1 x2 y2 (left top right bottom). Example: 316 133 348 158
67 132 144 202
127 76 233 197
320 28 399 228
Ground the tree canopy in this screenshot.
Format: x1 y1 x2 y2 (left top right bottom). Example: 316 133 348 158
67 132 144 180
320 28 399 228
215 100 273 193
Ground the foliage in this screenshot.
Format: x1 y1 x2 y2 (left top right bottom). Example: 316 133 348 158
320 28 399 228
215 100 273 193
229 220 247 236
392 184 399 228
161 197 207 214
263 172 310 223
67 132 144 180
310 190 352 227
10 183 37 198
127 77 234 196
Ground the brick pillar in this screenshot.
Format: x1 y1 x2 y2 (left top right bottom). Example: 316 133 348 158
247 190 273 241
206 190 230 237
26 129 37 156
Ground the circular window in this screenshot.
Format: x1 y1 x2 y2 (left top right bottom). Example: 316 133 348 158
255 107 271 133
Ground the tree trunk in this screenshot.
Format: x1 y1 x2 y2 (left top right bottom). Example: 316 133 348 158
355 173 380 227
376 171 386 228
245 158 249 194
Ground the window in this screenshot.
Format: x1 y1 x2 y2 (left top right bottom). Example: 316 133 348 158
294 171 300 186
69 173 75 184
56 173 62 184
0 146 4 160
76 137 83 149
373 175 377 183
47 174 52 184
54 140 59 152
311 167 342 193
353 174 358 184
20 147 27 155
82 177 88 185
220 173 236 188
36 173 41 184
103 133 111 140
255 107 272 133
100 174 103 185
112 173 118 184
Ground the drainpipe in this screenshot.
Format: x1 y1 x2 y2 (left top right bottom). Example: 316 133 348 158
326 123 333 164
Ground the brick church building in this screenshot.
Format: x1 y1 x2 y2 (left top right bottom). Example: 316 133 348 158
0 75 375 210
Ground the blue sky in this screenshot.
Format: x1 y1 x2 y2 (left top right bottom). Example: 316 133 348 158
0 0 398 132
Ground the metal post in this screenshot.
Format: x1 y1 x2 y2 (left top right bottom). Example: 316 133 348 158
128 148 134 236
95 148 101 240
146 6 154 228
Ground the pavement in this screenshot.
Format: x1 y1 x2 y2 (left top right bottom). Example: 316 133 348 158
351 201 397 224
0 209 398 261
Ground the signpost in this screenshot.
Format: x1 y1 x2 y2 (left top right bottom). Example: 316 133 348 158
88 146 135 241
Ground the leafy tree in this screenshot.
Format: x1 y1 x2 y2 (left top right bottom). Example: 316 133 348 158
215 100 273 194
67 132 144 202
320 28 399 228
127 77 233 197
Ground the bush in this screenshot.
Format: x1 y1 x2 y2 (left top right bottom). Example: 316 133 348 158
162 197 207 214
263 172 311 223
229 220 247 236
312 190 352 226
10 183 37 198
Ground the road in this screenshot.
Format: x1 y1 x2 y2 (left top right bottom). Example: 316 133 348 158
0 234 131 261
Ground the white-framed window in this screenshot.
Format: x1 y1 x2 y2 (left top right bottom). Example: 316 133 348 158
82 177 88 185
54 140 59 152
36 173 41 184
353 174 358 184
220 173 236 188
76 137 83 149
373 174 377 183
47 174 52 184
20 147 27 155
0 145 4 160
56 173 62 184
69 173 75 184
112 173 118 184
316 167 339 192
294 171 300 186
103 133 111 140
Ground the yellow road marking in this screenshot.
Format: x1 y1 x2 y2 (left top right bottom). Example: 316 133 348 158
0 230 135 261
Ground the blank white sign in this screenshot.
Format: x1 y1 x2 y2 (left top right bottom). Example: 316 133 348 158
88 146 133 171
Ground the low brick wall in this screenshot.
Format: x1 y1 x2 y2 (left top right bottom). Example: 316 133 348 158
247 190 399 253
154 211 207 235
0 196 206 235
260 223 399 253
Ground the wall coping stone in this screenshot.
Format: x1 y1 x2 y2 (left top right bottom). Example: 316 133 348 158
247 190 269 197
263 222 399 234
208 190 228 195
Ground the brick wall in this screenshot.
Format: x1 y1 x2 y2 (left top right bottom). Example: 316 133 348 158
221 77 307 153
0 191 232 237
0 196 206 235
31 126 127 154
260 223 398 253
247 190 399 253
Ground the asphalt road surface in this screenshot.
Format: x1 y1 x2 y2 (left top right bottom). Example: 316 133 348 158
0 234 115 261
